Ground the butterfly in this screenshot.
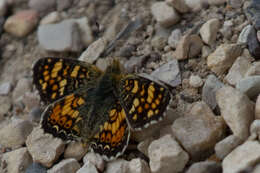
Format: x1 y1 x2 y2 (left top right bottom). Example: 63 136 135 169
33 57 172 160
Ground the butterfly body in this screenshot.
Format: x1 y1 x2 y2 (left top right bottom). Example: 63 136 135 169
33 57 171 160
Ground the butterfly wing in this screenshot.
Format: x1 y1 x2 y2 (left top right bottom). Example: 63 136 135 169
117 74 172 130
33 57 103 103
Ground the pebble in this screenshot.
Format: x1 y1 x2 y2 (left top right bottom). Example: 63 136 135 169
124 56 146 73
220 20 233 40
83 152 105 172
151 2 180 28
216 86 254 140
247 25 260 59
47 158 80 173
189 75 203 88
127 158 150 173
22 92 41 111
223 141 260 173
12 78 32 100
57 0 72 11
28 0 56 14
165 0 189 13
167 29 182 49
256 95 260 119
214 135 243 159
199 18 220 45
0 82 12 95
137 137 154 157
236 76 260 99
202 74 224 110
78 37 107 64
64 141 88 161
228 0 243 8
148 135 189 173
0 97 11 120
201 45 211 58
105 159 129 173
151 59 181 87
74 17 94 47
151 36 167 50
0 119 33 149
26 127 65 168
237 25 253 44
207 44 243 75
37 19 83 52
171 101 226 160
96 58 111 72
40 12 61 25
2 147 32 173
4 10 39 37
174 34 203 60
184 0 204 12
225 56 252 85
245 0 260 30
186 161 222 173
0 0 7 17
25 163 47 173
250 120 260 140
246 61 260 76
76 161 98 173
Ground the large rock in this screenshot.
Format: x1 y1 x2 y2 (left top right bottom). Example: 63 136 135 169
148 135 189 173
171 102 226 160
207 44 243 75
236 76 260 99
216 86 255 140
199 18 220 45
223 141 260 173
47 158 80 173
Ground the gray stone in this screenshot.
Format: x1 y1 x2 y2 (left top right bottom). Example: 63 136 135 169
96 58 110 72
127 158 150 173
216 86 254 140
256 95 260 119
137 137 155 157
2 147 32 173
236 76 260 98
225 56 252 85
12 78 32 100
171 102 226 160
0 0 7 17
186 161 222 173
151 36 167 50
166 0 189 13
26 127 65 168
28 0 56 13
151 60 181 87
148 135 189 173
40 12 61 25
167 29 182 49
220 20 233 40
207 44 243 75
189 75 203 88
238 25 253 44
184 0 204 12
77 161 98 173
47 158 80 173
105 159 129 173
151 2 180 28
83 152 105 172
38 20 82 52
199 18 220 45
214 135 243 159
250 120 260 140
124 56 146 73
57 0 72 11
0 97 11 120
74 17 94 47
78 38 107 64
246 24 260 59
25 163 47 173
64 141 88 161
0 119 33 149
246 61 260 76
0 82 12 95
202 74 224 110
223 141 260 173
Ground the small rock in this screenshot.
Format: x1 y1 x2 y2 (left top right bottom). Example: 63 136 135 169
166 0 189 13
22 91 41 111
37 20 83 52
228 0 243 8
207 44 243 75
184 0 204 12
199 18 220 45
214 135 243 159
236 76 260 98
0 0 7 17
189 75 203 88
167 29 182 49
216 86 254 140
4 10 39 37
78 38 107 64
201 45 211 58
151 36 167 50
105 159 129 173
127 158 150 173
151 2 180 28
64 141 88 161
26 127 65 168
74 17 94 47
246 61 260 76
137 137 154 157
0 97 11 120
253 164 260 173
0 82 12 95
174 34 203 60
223 141 260 173
83 152 105 172
57 0 72 11
250 120 260 140
0 119 33 149
25 162 47 173
124 56 146 73
96 58 110 72
245 0 260 30
148 135 189 173
256 95 260 119
237 25 253 44
151 59 181 87
220 20 233 40
247 25 260 59
28 0 56 13
12 78 32 100
77 161 98 173
202 74 224 110
186 161 222 173
225 56 252 85
47 158 80 173
171 102 226 160
40 12 61 25
2 147 32 173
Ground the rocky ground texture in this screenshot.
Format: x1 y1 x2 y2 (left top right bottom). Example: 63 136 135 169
0 0 260 173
